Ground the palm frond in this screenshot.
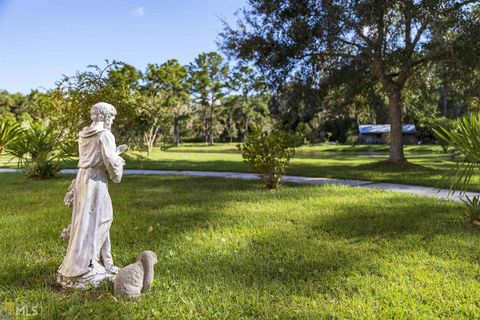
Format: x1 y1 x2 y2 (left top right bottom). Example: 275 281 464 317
433 114 480 194
6 121 75 178
0 119 22 156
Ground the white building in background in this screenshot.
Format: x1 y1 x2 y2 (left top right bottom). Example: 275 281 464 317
358 124 417 144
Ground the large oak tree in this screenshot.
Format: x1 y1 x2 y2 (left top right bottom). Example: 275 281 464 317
222 0 478 164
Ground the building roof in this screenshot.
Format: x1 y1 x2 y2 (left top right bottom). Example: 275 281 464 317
358 124 417 134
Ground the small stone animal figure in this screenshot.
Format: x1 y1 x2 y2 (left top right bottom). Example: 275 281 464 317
113 251 158 299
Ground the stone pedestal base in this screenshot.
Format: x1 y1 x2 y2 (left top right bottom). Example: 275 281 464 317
57 263 117 289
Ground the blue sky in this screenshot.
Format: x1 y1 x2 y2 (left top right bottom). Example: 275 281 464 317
0 0 246 93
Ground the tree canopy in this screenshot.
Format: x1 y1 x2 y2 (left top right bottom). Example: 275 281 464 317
189 52 230 145
222 0 480 163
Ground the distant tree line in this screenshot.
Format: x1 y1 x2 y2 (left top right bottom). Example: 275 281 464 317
0 52 271 154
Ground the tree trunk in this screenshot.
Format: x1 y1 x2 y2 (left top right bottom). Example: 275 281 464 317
203 105 208 145
387 89 406 164
226 114 233 143
244 116 249 141
209 126 213 145
173 117 180 147
144 132 154 156
208 105 214 146
144 126 160 157
440 83 448 117
371 57 408 164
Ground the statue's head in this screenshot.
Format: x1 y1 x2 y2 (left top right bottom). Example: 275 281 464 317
90 102 117 129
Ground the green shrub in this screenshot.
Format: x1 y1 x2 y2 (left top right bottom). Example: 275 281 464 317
0 116 21 158
238 128 302 189
345 129 359 147
462 195 480 221
6 121 74 178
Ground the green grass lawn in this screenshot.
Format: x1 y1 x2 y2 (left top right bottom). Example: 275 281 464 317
122 144 464 190
1 173 480 319
1 143 477 191
95 143 480 191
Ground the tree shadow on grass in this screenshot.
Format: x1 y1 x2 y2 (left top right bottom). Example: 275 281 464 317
0 261 119 303
289 159 440 175
110 175 264 237
286 159 454 189
61 154 248 172
0 261 58 290
310 194 462 239
305 192 480 265
168 232 371 286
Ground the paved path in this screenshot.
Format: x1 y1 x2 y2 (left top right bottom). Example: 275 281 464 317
1 168 478 202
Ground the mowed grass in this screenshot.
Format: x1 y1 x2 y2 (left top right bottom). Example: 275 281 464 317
0 143 476 190
1 173 480 319
120 143 479 191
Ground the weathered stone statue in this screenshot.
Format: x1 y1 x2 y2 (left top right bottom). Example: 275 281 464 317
57 102 128 289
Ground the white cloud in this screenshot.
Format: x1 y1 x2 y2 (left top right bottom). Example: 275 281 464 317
132 6 145 17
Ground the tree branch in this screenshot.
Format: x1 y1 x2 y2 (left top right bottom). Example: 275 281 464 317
404 1 413 55
411 19 429 51
300 51 364 62
338 38 367 51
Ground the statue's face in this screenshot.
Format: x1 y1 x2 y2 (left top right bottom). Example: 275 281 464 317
105 114 115 129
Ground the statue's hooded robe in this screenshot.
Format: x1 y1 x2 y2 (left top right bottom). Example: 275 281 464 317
58 124 124 278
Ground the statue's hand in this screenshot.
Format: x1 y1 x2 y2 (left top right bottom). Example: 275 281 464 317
116 144 129 154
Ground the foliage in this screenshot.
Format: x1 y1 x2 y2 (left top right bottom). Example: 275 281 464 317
2 28 479 151
0 115 21 157
136 94 168 156
415 114 455 151
434 113 480 193
229 64 269 139
219 95 241 142
6 121 74 178
239 128 302 189
0 90 29 116
220 93 271 142
462 195 480 221
221 0 479 164
345 129 359 146
144 60 190 147
55 61 143 148
189 52 229 145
